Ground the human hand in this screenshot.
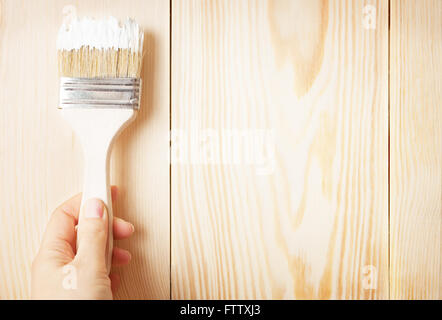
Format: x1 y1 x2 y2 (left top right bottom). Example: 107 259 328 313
31 186 134 299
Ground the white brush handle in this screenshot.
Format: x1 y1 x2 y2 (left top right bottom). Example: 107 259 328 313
79 142 113 273
61 108 137 275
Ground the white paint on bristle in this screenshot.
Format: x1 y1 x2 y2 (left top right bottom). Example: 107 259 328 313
57 16 144 53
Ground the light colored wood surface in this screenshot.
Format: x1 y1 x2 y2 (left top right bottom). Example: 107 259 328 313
390 0 441 300
1 0 441 300
0 0 170 299
171 0 389 299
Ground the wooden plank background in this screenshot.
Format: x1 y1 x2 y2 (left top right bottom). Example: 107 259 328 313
390 0 441 300
0 0 440 300
0 0 170 299
171 0 389 299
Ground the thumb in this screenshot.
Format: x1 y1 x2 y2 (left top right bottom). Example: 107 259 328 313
75 198 108 271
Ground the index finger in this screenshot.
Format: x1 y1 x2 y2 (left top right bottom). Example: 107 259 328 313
40 192 82 258
39 186 118 258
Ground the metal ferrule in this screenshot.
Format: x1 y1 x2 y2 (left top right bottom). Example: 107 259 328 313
59 77 142 110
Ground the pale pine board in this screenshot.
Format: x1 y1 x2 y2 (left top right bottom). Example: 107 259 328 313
0 0 170 299
390 0 441 299
171 0 389 299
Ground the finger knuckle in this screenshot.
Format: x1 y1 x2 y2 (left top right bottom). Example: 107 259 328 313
80 220 107 236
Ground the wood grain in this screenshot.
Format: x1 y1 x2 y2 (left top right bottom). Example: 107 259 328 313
390 0 442 299
1 0 440 300
171 0 389 299
0 0 169 299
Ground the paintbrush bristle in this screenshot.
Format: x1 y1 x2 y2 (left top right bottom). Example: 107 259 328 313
57 17 144 78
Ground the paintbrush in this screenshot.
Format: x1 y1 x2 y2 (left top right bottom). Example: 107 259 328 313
57 16 144 274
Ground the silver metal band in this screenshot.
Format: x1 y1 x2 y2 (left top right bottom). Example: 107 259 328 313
59 77 142 110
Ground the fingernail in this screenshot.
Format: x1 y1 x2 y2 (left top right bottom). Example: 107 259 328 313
123 250 132 261
129 223 135 233
84 199 104 218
